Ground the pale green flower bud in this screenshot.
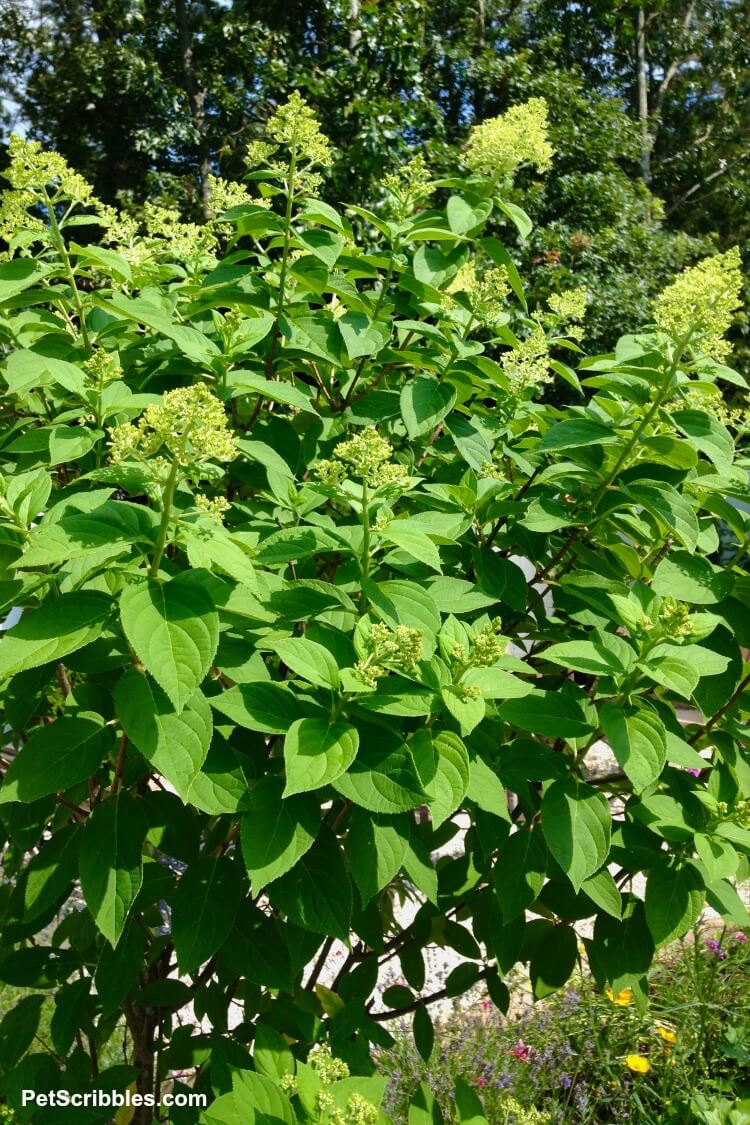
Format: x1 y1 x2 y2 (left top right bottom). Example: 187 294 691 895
654 247 742 361
465 98 553 180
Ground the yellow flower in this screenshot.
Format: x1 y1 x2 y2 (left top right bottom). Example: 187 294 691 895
656 1025 677 1044
625 1054 651 1074
606 987 634 1007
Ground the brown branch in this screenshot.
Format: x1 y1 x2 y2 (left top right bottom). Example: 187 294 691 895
689 672 750 745
369 967 492 1021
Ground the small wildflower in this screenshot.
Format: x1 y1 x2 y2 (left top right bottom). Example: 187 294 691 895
624 1055 651 1074
654 247 743 361
736 932 747 943
655 1024 677 1045
512 1039 533 1062
704 938 727 960
465 98 553 180
476 1077 487 1088
606 987 634 1007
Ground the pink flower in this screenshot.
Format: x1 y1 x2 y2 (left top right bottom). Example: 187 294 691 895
736 932 747 944
476 1077 487 1088
687 768 701 777
482 1000 490 1011
512 1039 533 1062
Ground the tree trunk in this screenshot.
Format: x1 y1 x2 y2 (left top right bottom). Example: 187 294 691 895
636 7 650 186
174 0 212 218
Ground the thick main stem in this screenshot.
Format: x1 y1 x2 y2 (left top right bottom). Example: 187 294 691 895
265 150 297 378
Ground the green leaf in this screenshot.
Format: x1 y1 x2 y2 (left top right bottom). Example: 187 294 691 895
211 681 302 733
672 409 734 467
79 793 148 945
231 1068 296 1125
332 733 427 813
454 1077 489 1125
381 522 443 573
544 637 633 677
253 1023 295 1080
240 776 320 892
226 370 319 414
297 228 343 267
644 858 705 946
446 413 493 470
0 259 49 303
20 501 156 569
496 198 533 240
495 827 546 921
625 482 699 551
542 778 611 892
274 636 340 690
268 827 352 941
498 691 592 738
23 824 81 921
400 376 456 439
346 809 409 904
114 670 212 804
0 714 110 804
0 995 45 1071
541 418 619 450
338 312 390 359
0 592 111 680
364 580 441 653
409 1081 445 1125
581 869 622 919
466 755 510 820
119 574 219 711
530 923 578 999
441 684 485 734
171 856 243 972
598 704 666 793
413 1005 435 1064
639 644 699 698
283 718 359 796
420 730 470 827
652 551 733 605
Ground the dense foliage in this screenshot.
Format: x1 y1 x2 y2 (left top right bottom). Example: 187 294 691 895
0 95 749 1124
2 1 749 357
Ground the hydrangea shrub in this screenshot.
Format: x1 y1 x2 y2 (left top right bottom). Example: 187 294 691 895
0 96 748 1124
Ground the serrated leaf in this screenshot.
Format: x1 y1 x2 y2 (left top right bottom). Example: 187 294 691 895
598 704 667 792
400 376 456 439
652 551 733 605
114 669 212 803
0 592 111 680
79 793 148 945
283 718 359 796
332 734 427 813
274 636 340 690
346 809 408 904
211 681 303 733
119 574 218 711
268 827 352 941
171 855 243 972
542 778 611 892
0 714 109 804
645 858 705 946
420 730 469 827
240 777 320 892
495 827 546 921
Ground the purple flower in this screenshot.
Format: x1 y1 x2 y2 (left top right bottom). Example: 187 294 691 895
704 937 727 959
686 768 702 777
559 1072 572 1089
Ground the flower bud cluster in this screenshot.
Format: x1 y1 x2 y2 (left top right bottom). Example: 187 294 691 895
654 247 742 361
316 428 409 489
252 91 333 170
383 153 433 210
108 383 238 467
657 597 693 639
2 133 95 204
446 262 510 324
195 494 231 522
355 622 424 689
465 98 553 180
83 349 121 386
501 323 551 396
